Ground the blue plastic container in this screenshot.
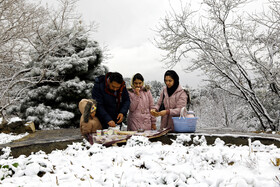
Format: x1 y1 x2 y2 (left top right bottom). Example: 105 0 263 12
172 117 198 132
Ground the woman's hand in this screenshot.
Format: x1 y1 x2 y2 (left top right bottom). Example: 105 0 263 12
151 109 168 117
134 87 140 95
150 109 159 117
157 110 167 116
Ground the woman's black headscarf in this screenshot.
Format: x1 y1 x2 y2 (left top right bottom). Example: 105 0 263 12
164 70 179 97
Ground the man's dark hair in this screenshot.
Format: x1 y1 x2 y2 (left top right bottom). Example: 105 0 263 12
109 72 123 84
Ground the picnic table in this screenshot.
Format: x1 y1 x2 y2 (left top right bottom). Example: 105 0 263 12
87 128 171 147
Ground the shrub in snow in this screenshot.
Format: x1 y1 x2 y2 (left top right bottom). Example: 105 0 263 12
193 135 207 145
126 136 151 147
172 134 192 145
0 147 11 159
7 26 107 129
0 162 19 180
214 138 225 147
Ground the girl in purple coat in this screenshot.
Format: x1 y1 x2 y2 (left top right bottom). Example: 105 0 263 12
127 73 157 131
151 70 187 131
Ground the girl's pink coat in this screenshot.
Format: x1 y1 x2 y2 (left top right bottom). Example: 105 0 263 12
127 87 156 131
155 85 187 131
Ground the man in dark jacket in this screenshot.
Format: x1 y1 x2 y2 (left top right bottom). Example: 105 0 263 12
92 72 130 129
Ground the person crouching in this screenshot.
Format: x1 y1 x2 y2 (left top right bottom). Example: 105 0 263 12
79 99 102 137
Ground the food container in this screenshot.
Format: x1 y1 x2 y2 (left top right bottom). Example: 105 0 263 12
107 129 113 135
96 130 102 136
186 111 195 118
103 129 108 135
172 117 198 133
113 129 119 135
108 127 120 135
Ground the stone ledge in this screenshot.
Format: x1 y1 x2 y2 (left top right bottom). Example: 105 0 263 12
0 128 83 158
151 132 280 148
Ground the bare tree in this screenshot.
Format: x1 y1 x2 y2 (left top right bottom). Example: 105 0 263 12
0 0 47 67
0 0 48 120
155 0 280 131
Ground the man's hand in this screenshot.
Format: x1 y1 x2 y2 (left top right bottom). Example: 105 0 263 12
151 124 157 130
108 120 116 127
116 113 124 123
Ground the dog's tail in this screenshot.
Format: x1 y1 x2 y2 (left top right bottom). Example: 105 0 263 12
83 102 93 123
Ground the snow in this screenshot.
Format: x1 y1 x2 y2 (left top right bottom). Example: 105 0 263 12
0 132 29 144
0 117 29 144
0 134 280 186
7 117 22 124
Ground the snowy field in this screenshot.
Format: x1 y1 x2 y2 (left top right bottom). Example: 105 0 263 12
0 134 280 186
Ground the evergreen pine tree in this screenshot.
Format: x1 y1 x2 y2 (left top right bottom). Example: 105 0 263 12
9 24 107 129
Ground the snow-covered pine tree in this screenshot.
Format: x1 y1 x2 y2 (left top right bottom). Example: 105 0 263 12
8 24 107 129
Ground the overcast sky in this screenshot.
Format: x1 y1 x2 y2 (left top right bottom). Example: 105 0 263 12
42 0 266 88
73 0 205 88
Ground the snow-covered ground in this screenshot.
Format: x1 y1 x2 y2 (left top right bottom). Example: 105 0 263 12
0 134 279 186
0 132 29 144
0 116 29 144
